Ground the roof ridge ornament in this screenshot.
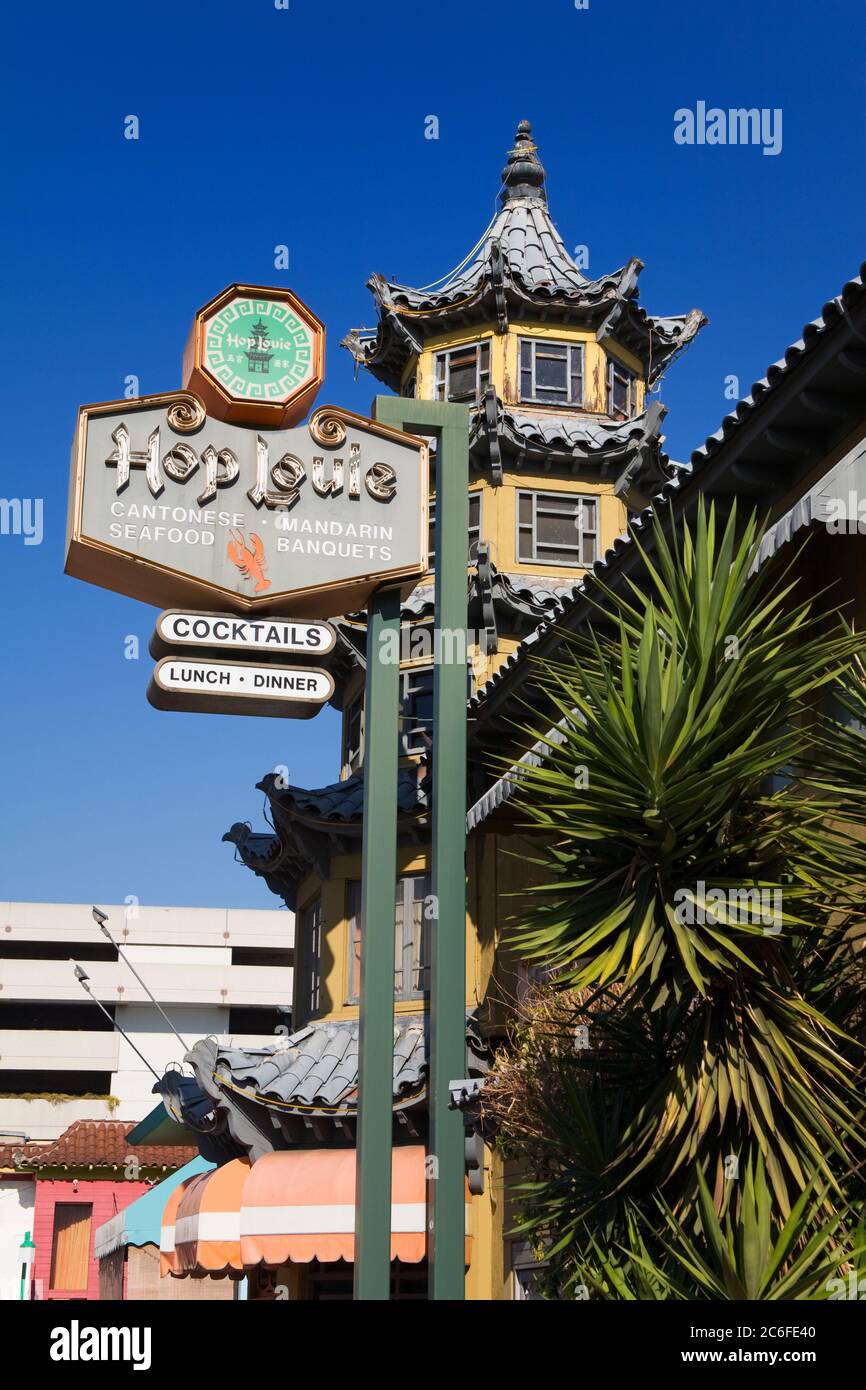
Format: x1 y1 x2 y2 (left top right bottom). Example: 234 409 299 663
501 119 547 205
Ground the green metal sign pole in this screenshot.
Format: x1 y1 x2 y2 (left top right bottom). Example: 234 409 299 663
354 582 401 1300
375 396 470 1301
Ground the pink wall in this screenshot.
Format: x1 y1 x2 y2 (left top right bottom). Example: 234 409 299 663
32 1178 150 1301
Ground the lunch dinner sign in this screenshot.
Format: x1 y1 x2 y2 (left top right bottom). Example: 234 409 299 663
65 285 429 619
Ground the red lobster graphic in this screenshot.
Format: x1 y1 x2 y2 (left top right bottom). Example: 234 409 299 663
228 528 271 593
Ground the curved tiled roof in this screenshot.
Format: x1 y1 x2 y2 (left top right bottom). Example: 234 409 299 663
471 399 673 485
374 205 615 314
162 1017 493 1158
494 407 656 453
224 767 429 897
200 1018 428 1115
0 1139 45 1170
260 767 426 823
343 121 705 389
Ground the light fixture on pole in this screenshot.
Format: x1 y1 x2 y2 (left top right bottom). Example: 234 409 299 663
71 960 162 1082
92 905 189 1050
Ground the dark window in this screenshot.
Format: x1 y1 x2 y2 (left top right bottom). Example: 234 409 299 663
400 667 435 754
433 342 490 403
402 374 416 399
399 664 473 752
342 690 363 774
606 355 637 420
427 491 482 565
0 1001 116 1031
517 490 598 567
346 876 432 1004
0 1071 113 1096
228 1006 291 1035
230 947 293 968
520 338 584 406
300 898 323 1019
0 941 118 961
307 1261 428 1300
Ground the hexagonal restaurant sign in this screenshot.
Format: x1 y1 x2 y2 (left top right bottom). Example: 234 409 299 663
65 391 430 619
183 284 325 428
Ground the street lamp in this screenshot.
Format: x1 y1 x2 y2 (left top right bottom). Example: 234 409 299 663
92 905 189 1050
72 960 162 1081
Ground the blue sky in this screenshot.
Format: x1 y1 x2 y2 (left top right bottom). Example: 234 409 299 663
1 0 863 909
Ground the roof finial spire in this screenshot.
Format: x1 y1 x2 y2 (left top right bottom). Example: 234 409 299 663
501 119 547 205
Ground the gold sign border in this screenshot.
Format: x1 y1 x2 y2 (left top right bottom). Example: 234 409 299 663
65 394 430 620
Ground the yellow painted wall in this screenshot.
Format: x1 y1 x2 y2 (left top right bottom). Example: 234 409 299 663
470 467 627 582
411 320 645 416
465 1146 508 1300
294 830 547 1034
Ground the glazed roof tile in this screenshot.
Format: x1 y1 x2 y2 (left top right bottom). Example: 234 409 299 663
376 200 611 312
344 121 705 389
259 768 426 822
184 1013 490 1123
208 1019 423 1111
224 767 428 898
474 399 672 473
688 265 866 467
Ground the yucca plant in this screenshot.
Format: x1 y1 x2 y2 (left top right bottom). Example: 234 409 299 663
488 500 866 1289
583 1156 866 1301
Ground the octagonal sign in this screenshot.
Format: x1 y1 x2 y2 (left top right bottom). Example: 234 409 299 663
183 284 325 428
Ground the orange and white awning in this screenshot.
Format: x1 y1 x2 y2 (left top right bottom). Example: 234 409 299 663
160 1146 471 1275
241 1145 471 1266
159 1179 188 1277
170 1157 250 1277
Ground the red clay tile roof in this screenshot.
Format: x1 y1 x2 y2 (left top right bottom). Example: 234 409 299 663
6 1120 197 1172
0 1140 47 1171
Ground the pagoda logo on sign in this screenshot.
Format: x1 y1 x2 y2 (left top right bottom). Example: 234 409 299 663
185 286 324 427
65 285 429 620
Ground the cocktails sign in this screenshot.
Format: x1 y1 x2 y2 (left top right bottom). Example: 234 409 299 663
150 610 336 660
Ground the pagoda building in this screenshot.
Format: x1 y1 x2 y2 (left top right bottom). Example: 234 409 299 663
347 117 704 504
245 319 273 375
165 121 706 1300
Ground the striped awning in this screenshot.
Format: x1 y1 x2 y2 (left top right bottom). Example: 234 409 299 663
161 1157 250 1277
240 1145 470 1267
160 1147 471 1276
95 1155 213 1259
159 1177 188 1277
